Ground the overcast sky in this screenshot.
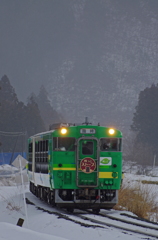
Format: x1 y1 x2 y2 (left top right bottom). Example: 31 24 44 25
1 0 158 110
0 0 75 101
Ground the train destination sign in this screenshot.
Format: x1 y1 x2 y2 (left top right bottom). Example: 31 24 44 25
80 128 96 134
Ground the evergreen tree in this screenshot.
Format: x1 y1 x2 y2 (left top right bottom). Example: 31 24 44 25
0 75 19 104
0 75 27 133
26 94 45 136
36 85 64 130
0 75 18 130
0 75 22 151
0 75 45 152
131 84 158 153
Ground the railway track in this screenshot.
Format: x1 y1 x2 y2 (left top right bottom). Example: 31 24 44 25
25 196 104 229
76 212 158 239
25 193 158 239
96 210 158 230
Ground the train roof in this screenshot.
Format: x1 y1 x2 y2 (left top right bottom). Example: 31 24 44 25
29 119 122 139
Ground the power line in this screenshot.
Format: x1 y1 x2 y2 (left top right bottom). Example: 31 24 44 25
0 131 26 136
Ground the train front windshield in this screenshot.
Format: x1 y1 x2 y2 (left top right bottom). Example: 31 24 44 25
100 138 122 151
82 141 94 155
53 137 75 151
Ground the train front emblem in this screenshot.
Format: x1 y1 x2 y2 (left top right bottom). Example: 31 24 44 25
80 157 96 173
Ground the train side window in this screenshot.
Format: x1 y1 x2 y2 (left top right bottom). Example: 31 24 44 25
43 140 48 162
28 142 32 170
35 142 38 152
40 141 43 151
28 143 32 153
38 142 41 162
53 137 58 150
46 140 48 151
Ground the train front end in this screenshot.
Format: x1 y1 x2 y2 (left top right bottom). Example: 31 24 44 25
51 123 122 212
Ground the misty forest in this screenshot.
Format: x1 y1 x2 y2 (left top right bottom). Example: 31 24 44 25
0 0 158 168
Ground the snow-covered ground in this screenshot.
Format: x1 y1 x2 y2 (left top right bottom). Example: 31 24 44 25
0 164 158 240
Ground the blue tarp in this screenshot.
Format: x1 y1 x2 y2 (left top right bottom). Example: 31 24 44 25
0 152 27 165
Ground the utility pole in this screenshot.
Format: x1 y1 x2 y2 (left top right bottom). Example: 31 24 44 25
0 86 1 106
0 86 1 146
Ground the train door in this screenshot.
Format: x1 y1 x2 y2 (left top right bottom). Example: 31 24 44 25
76 138 99 187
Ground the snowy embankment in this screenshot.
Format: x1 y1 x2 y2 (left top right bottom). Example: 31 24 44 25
0 222 67 240
0 164 158 240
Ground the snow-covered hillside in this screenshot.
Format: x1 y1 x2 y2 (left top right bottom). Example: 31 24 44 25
1 1 158 133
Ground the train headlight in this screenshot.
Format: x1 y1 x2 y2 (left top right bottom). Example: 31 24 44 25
109 128 115 135
61 128 67 134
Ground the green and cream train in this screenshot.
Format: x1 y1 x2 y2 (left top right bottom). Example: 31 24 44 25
28 119 123 213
